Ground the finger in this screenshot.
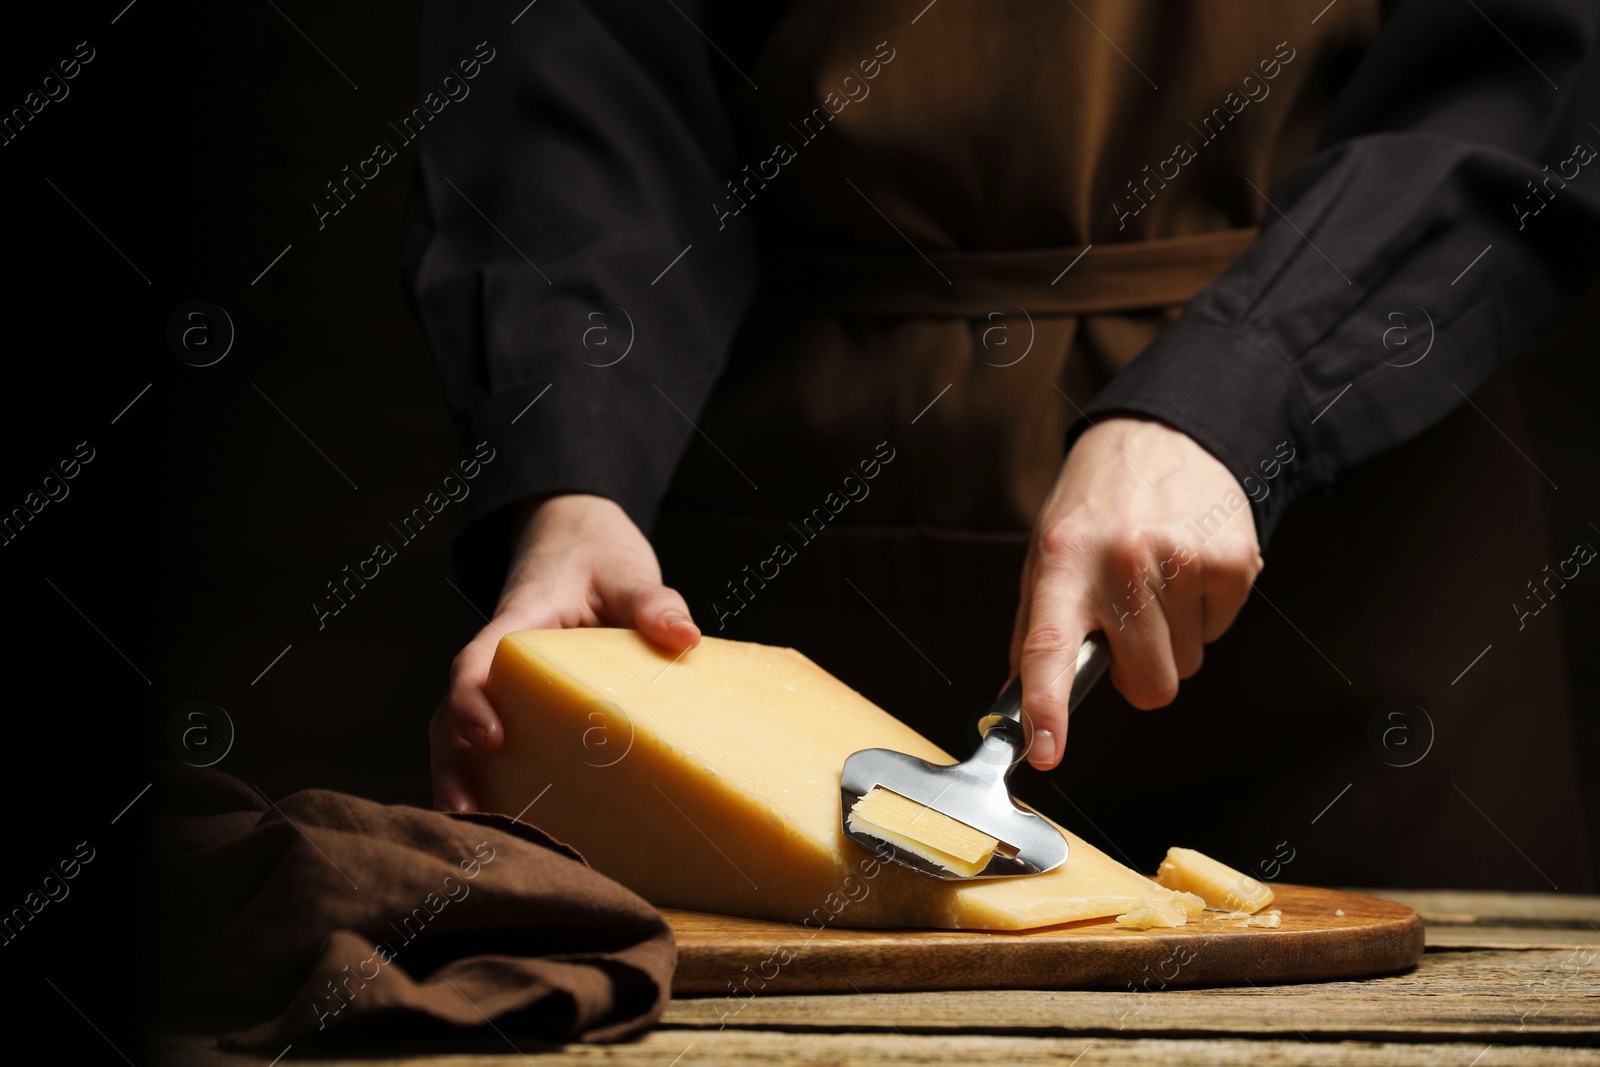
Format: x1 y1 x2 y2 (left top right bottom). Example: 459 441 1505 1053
1151 549 1205 679
1102 545 1181 709
1018 535 1094 770
430 702 479 812
1008 554 1036 680
617 582 701 652
444 630 507 753
1200 542 1263 643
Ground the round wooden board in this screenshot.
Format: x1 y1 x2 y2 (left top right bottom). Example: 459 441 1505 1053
663 884 1423 994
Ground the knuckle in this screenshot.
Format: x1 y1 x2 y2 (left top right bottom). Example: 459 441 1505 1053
1107 529 1155 575
633 586 671 615
1021 624 1072 657
1219 544 1257 573
1023 687 1066 720
1038 520 1090 561
1128 677 1178 710
442 700 475 730
1153 676 1180 705
1176 646 1204 679
1205 544 1258 588
1119 678 1148 707
1113 657 1178 708
429 702 453 737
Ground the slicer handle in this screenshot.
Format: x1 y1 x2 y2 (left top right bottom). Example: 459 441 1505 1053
976 633 1111 752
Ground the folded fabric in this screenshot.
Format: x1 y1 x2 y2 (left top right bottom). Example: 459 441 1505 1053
145 765 674 1047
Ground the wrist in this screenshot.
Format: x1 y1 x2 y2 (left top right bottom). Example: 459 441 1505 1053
497 492 633 610
1069 321 1312 547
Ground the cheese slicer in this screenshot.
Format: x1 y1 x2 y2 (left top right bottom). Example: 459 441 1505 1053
840 633 1111 879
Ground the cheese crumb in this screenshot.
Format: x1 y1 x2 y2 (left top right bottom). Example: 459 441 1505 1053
1116 899 1193 929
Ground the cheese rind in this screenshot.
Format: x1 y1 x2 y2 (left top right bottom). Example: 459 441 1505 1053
475 629 1186 930
1154 846 1275 913
846 786 999 877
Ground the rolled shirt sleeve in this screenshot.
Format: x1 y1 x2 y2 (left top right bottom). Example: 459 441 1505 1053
1071 0 1600 542
400 0 761 598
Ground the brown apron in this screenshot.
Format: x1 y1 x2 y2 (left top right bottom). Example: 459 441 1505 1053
655 0 1593 890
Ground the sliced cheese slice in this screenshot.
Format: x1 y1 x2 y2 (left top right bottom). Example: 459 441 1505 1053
474 629 1187 930
846 785 999 878
1154 846 1275 913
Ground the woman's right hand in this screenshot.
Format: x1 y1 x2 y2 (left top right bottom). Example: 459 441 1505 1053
431 492 701 812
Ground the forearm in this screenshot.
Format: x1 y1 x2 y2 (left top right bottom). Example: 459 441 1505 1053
402 0 760 538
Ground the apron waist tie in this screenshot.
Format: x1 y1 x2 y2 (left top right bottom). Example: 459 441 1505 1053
759 227 1258 317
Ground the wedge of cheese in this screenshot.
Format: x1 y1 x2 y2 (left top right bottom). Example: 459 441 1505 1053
474 629 1188 930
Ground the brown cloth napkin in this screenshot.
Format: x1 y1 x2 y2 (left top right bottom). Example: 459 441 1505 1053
147 766 674 1047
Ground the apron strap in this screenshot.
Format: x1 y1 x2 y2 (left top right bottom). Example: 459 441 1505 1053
759 228 1258 317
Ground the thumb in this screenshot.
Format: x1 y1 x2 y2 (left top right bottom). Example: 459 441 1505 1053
600 574 701 653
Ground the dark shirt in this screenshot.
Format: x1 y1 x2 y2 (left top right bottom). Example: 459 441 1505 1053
401 0 1600 599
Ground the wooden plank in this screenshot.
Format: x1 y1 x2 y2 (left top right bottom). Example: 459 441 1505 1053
1424 925 1600 950
665 883 1421 994
158 1032 1600 1066
1351 889 1600 949
156 892 1600 1065
667 947 1600 1039
1358 889 1600 927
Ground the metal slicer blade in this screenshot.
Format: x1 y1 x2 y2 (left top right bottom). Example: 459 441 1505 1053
839 634 1110 880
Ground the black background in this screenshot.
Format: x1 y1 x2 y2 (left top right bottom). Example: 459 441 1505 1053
3 2 1597 1057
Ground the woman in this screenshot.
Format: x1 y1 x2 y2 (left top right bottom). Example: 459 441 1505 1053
404 0 1599 889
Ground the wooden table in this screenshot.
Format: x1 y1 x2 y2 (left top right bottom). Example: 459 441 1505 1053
165 889 1600 1065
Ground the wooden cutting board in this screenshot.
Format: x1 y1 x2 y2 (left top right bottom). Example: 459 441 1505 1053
664 884 1422 995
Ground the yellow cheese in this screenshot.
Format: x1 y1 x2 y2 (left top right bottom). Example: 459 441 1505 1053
1154 846 1275 913
1117 891 1204 930
846 786 999 878
475 629 1186 930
